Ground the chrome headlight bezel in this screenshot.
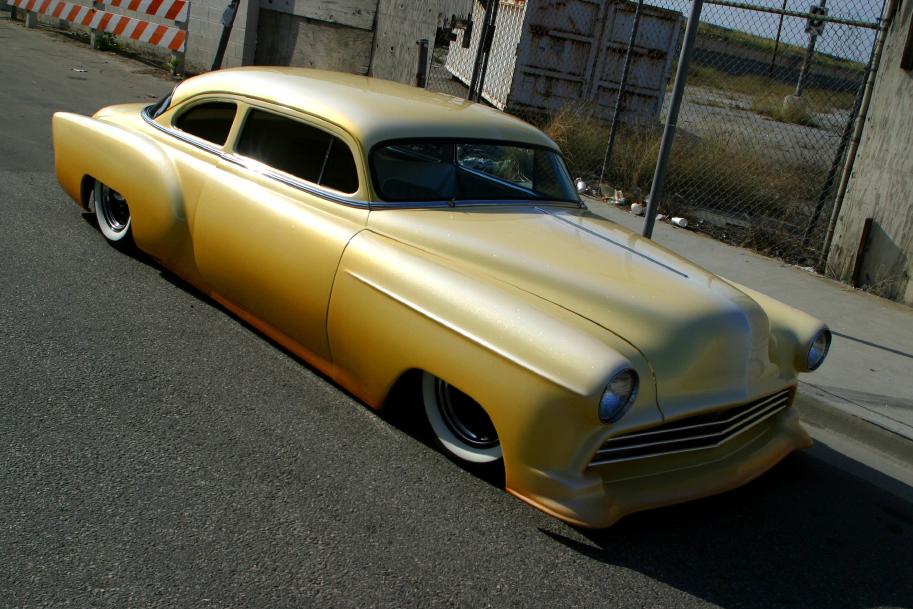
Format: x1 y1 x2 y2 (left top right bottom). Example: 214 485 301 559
807 328 831 371
599 369 639 424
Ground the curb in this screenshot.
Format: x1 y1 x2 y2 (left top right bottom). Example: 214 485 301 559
795 392 913 470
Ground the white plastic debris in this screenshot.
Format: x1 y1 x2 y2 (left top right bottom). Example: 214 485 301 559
672 217 688 228
631 203 645 216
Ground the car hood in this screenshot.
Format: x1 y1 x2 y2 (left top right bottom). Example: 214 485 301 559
368 206 784 419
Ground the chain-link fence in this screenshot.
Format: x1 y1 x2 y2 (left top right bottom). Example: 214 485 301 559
424 0 887 270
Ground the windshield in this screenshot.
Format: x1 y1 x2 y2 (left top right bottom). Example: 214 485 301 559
371 140 579 204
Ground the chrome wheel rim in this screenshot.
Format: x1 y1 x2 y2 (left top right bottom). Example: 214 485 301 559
99 185 130 233
435 379 499 449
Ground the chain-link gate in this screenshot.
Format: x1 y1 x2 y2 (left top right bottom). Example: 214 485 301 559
423 0 887 271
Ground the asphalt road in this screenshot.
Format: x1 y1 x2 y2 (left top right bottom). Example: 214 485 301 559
2 18 913 609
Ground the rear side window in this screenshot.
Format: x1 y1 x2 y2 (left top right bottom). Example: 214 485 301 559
174 102 236 146
235 110 359 194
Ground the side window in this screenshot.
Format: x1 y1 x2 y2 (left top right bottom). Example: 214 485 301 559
174 102 236 146
235 109 359 194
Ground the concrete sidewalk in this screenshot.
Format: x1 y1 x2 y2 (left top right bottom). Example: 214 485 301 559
586 197 913 468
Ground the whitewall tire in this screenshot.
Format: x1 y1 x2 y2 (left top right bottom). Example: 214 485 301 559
422 371 502 464
94 181 132 243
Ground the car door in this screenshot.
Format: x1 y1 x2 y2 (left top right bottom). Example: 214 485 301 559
192 104 369 362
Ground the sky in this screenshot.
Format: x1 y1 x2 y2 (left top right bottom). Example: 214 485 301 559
647 0 888 63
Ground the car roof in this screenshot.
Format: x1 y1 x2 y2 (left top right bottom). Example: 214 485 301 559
170 67 560 152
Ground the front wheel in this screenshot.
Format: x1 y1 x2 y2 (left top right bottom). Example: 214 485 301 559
422 372 502 464
94 181 133 245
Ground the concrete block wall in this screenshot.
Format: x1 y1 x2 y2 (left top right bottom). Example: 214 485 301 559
186 0 258 72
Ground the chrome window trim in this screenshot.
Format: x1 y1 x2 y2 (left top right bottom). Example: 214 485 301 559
369 199 585 210
142 105 368 208
142 105 588 212
535 207 689 278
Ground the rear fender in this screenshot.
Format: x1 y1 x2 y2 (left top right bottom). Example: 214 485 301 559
52 112 186 260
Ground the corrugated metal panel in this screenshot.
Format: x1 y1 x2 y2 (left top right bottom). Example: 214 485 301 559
446 0 682 125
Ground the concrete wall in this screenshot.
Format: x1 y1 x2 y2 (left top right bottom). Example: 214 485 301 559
252 0 376 73
827 0 913 304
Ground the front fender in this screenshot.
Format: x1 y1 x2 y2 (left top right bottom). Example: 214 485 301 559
327 230 663 523
726 281 828 375
52 112 186 261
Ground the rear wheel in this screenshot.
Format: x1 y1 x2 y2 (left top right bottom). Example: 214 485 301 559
94 181 133 245
422 371 502 464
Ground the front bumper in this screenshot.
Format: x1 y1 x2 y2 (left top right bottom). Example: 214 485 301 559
507 405 813 528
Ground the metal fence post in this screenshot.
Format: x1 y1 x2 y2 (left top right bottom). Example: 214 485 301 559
25 8 36 26
416 39 430 87
768 0 787 77
642 0 703 239
600 0 645 187
468 0 498 102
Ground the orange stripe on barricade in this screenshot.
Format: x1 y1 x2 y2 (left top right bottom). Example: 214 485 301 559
168 29 185 50
113 16 129 35
163 1 182 20
147 23 166 46
146 0 163 16
131 19 148 39
38 0 53 14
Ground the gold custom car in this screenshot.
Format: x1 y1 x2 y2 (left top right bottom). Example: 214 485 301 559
52 67 831 528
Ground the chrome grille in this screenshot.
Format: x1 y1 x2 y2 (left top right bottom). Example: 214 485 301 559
590 389 792 466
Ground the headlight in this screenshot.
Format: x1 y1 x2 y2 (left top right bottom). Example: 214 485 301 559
807 328 831 371
599 369 639 424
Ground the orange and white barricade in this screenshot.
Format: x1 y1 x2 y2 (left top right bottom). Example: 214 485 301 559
8 0 188 72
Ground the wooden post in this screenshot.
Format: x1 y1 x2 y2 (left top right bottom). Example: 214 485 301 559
850 217 873 288
901 14 913 70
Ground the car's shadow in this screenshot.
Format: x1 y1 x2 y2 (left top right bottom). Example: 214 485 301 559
543 446 913 609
